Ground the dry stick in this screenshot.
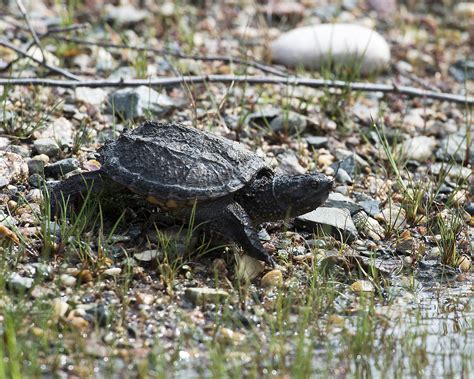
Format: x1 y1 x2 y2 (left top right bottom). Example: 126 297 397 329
0 39 81 81
24 23 90 51
50 36 289 77
0 75 472 105
15 0 44 59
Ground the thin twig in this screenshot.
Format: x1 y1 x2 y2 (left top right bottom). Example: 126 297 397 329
15 0 44 60
24 23 90 51
0 39 81 81
0 75 471 105
49 36 289 77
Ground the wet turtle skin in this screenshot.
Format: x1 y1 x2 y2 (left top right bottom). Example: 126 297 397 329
51 121 333 266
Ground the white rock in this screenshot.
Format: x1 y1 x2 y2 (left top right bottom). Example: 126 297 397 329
26 46 60 66
271 23 390 75
0 151 28 185
75 87 108 107
454 2 474 19
35 117 74 146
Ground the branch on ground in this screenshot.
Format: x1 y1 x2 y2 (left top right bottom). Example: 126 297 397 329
0 75 471 105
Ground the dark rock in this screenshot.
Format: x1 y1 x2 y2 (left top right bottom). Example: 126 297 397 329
27 159 45 176
449 60 474 82
324 192 362 215
28 173 44 188
45 158 80 177
86 304 112 327
438 184 453 194
464 203 474 216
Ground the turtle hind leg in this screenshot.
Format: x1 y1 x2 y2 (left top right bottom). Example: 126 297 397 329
49 170 117 218
203 202 276 267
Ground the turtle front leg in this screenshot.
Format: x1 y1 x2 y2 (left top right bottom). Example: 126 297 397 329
204 202 276 267
49 170 112 217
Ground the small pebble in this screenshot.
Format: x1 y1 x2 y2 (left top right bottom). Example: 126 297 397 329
185 287 230 306
103 267 122 277
458 255 471 272
52 299 69 318
260 269 283 288
350 280 375 293
60 274 77 288
68 316 89 330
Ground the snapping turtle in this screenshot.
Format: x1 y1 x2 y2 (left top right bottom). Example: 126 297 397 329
51 121 332 266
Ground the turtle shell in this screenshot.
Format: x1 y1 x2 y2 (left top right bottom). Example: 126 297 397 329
99 121 269 205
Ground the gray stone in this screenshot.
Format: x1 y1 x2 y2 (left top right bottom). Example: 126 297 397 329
108 66 137 80
436 127 474 163
44 221 61 238
376 206 407 229
276 151 306 175
335 148 369 168
27 159 45 176
334 186 349 195
33 138 60 157
244 108 280 127
358 199 380 217
400 136 437 163
108 86 178 120
185 287 230 306
324 192 362 215
8 273 34 292
333 153 355 175
28 263 53 280
296 207 358 241
134 250 163 264
271 23 390 75
305 136 328 148
45 158 79 177
270 111 307 134
430 163 471 182
335 167 352 184
6 144 30 157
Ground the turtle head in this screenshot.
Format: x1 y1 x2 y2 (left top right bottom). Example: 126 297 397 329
272 173 333 217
